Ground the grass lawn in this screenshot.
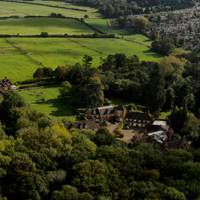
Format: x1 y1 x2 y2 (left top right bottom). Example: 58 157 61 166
159 111 171 119
85 18 130 35
0 36 162 82
0 1 97 18
0 17 94 35
0 38 37 81
31 0 99 16
18 86 76 121
0 1 162 118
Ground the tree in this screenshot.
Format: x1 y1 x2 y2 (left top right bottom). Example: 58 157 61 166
54 66 68 81
59 81 72 98
93 128 115 146
83 55 93 68
170 107 188 133
72 160 109 195
160 56 186 80
164 187 186 200
132 16 150 33
40 32 48 37
69 131 96 164
0 91 26 132
51 185 94 200
151 39 175 55
72 75 104 107
33 67 54 79
143 65 166 113
181 113 200 140
0 91 25 113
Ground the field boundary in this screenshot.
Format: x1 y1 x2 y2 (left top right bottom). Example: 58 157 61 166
121 37 151 48
0 15 105 34
5 38 45 67
0 34 115 38
0 0 88 12
68 38 103 54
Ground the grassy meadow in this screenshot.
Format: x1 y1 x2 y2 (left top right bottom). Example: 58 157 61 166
0 38 37 81
0 0 163 118
0 36 161 82
31 0 99 14
18 86 76 120
0 17 94 35
0 0 98 18
85 18 130 34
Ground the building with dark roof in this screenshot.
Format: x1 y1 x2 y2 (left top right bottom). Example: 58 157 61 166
124 112 152 129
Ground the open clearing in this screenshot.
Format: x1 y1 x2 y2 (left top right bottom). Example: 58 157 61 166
0 36 161 82
31 0 99 14
0 1 98 18
85 18 130 35
0 1 162 118
18 86 76 120
0 17 94 35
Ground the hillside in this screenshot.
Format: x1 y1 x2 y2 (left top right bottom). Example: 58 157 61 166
0 0 162 118
1 1 200 200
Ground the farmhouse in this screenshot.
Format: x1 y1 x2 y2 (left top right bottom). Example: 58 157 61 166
65 105 173 145
65 120 100 131
124 112 152 129
86 105 126 122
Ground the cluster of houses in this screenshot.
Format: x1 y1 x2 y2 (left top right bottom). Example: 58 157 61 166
0 78 16 92
65 105 177 145
146 3 200 50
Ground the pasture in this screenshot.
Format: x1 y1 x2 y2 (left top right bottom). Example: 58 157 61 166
0 36 161 82
85 18 130 34
0 17 94 35
18 86 76 120
0 0 162 118
31 0 98 14
0 0 98 18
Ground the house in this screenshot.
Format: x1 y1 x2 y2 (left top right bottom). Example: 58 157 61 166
147 130 168 144
65 105 174 146
152 119 169 131
124 112 152 129
86 105 126 122
65 120 100 131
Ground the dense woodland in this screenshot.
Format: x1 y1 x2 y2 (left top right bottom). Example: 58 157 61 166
0 0 200 199
31 50 200 146
2 48 200 199
70 0 195 17
1 90 200 200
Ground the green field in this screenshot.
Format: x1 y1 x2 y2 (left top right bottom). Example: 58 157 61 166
31 0 99 15
0 38 37 81
0 0 98 18
18 86 76 120
85 18 130 35
0 0 163 118
0 36 161 82
0 17 94 35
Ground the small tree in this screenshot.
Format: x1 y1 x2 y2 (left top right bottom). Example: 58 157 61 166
133 16 150 33
151 39 175 55
40 32 48 37
83 55 93 68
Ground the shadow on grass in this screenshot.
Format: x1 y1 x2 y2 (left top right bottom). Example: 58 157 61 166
144 39 152 42
143 49 162 58
36 97 75 117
